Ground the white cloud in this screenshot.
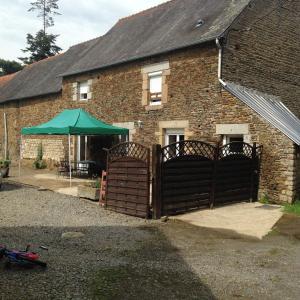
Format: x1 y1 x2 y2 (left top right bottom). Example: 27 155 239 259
0 0 167 61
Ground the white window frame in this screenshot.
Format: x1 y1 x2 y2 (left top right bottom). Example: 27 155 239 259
77 135 88 161
164 129 185 160
79 81 89 101
165 129 185 145
149 71 163 106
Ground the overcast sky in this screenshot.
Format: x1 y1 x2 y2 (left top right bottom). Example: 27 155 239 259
0 0 167 62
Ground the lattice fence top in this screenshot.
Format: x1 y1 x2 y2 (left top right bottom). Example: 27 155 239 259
108 142 150 163
162 140 216 162
219 142 255 159
162 141 263 162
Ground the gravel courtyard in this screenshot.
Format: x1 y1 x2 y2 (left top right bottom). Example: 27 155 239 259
0 183 300 300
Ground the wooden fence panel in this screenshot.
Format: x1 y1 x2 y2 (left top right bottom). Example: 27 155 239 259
153 141 262 218
106 143 150 218
159 141 216 216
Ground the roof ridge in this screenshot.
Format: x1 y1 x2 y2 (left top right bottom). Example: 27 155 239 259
70 36 102 48
117 0 175 24
26 53 64 69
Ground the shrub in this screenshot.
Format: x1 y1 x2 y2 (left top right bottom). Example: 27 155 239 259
0 159 11 168
259 193 270 204
33 143 47 169
91 179 101 189
283 200 300 216
33 160 47 169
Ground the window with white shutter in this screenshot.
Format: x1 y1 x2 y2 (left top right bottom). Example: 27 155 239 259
79 81 88 101
149 71 163 106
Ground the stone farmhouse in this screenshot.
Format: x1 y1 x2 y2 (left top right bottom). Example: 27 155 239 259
0 0 299 203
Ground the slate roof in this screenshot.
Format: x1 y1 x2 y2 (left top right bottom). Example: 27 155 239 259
0 38 99 103
0 73 17 87
224 82 300 145
0 0 251 103
62 0 251 76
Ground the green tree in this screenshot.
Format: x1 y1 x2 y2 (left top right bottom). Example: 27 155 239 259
29 0 61 34
0 59 23 76
19 30 62 64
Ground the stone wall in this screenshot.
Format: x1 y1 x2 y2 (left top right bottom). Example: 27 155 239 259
221 0 300 203
0 41 297 202
61 43 296 202
22 138 66 161
62 44 221 147
0 94 70 163
222 0 300 117
217 90 296 203
0 101 20 160
295 146 300 200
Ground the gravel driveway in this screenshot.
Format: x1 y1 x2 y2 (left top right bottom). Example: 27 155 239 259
0 183 300 299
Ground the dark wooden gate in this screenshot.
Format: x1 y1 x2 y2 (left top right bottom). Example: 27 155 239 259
158 141 216 216
106 142 150 218
152 141 262 218
215 143 262 205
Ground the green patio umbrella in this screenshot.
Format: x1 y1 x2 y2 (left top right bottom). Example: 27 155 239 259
21 109 129 184
21 108 128 135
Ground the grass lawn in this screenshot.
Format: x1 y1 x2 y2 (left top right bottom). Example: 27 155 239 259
283 200 300 216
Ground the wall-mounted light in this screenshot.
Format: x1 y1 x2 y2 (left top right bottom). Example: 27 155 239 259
134 120 143 129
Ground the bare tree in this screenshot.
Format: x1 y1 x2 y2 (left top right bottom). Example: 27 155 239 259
28 0 61 34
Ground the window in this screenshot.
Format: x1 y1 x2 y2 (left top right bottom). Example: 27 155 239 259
165 129 185 145
142 62 170 109
72 80 93 101
149 71 163 105
118 134 129 143
165 129 185 158
77 135 88 161
79 81 88 101
223 134 244 153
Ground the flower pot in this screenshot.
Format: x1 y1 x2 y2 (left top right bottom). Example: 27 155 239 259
77 185 100 201
0 167 9 178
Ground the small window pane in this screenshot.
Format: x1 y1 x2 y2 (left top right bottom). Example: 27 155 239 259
222 135 244 154
79 81 88 100
168 135 177 144
149 71 162 105
80 93 88 100
149 75 162 93
229 137 244 143
229 137 244 153
79 82 88 94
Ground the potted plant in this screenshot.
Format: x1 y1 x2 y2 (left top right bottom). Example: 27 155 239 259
0 159 11 178
77 179 101 201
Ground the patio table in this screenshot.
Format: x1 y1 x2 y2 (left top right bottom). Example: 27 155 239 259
75 160 98 178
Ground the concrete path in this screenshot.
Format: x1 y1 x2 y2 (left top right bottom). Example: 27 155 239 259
173 202 283 239
8 166 93 197
55 186 79 197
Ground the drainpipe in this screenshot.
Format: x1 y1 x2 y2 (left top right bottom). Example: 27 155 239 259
3 112 8 160
216 37 227 87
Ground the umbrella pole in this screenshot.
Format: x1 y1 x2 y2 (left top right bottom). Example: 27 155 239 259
19 135 22 177
68 134 72 187
85 136 87 160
